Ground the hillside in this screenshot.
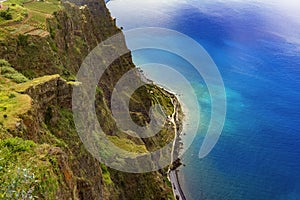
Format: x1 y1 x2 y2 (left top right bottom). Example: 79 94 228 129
0 0 182 199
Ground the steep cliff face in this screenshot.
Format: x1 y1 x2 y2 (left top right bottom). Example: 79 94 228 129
0 0 180 199
0 74 77 199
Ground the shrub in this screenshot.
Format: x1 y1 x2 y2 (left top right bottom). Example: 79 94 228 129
1 66 16 74
17 34 29 46
0 10 13 20
0 59 10 68
100 163 112 185
3 73 29 83
8 93 16 99
0 137 36 152
0 59 28 83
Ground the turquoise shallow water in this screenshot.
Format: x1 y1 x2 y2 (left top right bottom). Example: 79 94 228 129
108 0 300 199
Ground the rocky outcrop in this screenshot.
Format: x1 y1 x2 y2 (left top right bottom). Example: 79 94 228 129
14 75 74 116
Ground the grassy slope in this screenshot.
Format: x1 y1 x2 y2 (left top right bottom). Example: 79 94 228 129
0 138 60 200
0 60 31 129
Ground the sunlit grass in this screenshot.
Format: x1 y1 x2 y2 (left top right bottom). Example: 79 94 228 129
24 0 61 15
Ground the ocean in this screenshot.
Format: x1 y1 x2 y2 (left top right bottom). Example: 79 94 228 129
107 0 300 199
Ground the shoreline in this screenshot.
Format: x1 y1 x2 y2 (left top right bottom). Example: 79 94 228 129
104 1 188 199
169 169 186 200
142 78 187 200
162 88 187 200
109 0 188 197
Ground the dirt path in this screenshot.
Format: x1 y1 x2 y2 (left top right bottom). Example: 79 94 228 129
1 1 50 37
0 11 31 28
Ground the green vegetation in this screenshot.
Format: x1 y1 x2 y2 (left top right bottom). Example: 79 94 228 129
0 137 59 199
0 60 31 129
0 4 27 25
24 0 61 15
28 10 46 26
0 89 32 130
0 9 13 20
13 74 59 93
129 84 174 125
107 136 148 154
100 163 113 185
17 34 29 46
0 0 62 39
0 59 28 83
150 86 174 116
3 0 26 5
0 1 178 198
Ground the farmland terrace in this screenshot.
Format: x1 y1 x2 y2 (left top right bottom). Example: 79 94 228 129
0 0 61 39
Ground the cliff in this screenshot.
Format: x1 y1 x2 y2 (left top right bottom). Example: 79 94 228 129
0 0 182 199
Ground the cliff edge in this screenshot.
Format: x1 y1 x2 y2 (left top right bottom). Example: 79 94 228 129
0 0 182 199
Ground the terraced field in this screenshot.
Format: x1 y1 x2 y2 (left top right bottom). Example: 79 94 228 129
0 0 61 39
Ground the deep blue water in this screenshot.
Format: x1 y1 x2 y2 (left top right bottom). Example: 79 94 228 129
108 0 300 199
